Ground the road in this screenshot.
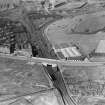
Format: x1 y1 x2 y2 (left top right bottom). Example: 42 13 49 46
0 53 104 67
45 10 105 56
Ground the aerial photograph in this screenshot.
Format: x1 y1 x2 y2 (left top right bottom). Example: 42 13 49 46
0 0 105 105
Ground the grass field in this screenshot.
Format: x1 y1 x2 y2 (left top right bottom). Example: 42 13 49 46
0 56 52 101
45 11 105 56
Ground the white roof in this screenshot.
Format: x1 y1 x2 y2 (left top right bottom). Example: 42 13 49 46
58 47 81 58
95 40 105 53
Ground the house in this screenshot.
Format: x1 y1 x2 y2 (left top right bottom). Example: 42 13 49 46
53 43 85 61
90 40 105 62
95 40 105 54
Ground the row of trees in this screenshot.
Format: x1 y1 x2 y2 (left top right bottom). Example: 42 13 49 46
0 0 21 11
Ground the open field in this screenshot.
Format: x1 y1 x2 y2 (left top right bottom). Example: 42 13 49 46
62 65 105 105
0 56 65 105
0 56 52 101
45 11 105 56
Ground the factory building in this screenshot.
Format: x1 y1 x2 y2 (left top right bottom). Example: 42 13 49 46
53 43 85 61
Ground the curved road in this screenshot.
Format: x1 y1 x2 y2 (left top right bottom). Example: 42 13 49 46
45 10 105 56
